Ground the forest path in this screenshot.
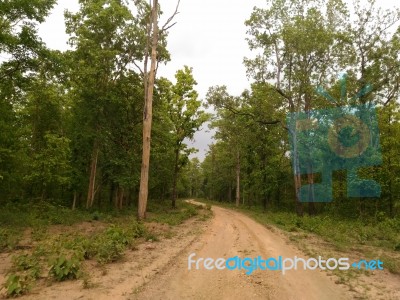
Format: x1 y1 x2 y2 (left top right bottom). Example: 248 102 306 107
133 200 351 300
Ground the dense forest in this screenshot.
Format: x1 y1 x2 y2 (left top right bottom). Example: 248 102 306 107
1 0 400 221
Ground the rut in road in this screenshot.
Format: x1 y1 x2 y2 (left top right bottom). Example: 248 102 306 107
134 202 351 300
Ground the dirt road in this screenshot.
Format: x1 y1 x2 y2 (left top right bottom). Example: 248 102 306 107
134 202 351 300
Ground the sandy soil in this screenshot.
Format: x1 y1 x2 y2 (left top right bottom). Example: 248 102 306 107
133 202 354 300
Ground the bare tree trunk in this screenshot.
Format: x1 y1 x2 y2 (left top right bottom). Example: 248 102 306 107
235 150 240 207
87 142 99 209
72 191 77 211
138 0 159 220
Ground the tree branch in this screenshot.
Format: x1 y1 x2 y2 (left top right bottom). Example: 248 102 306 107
160 0 180 33
220 104 288 131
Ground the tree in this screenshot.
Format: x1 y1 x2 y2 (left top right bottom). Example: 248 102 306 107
159 66 209 208
202 0 400 218
137 0 180 219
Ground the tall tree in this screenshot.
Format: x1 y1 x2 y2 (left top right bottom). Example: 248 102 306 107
159 66 209 208
137 0 180 219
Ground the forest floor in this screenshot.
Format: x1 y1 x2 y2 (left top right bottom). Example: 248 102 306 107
1 200 399 299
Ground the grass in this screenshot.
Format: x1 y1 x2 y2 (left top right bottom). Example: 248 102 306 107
145 200 200 225
0 200 94 228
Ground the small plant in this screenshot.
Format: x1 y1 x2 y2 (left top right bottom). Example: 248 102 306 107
184 206 198 218
86 225 133 263
144 232 159 242
49 255 81 281
81 272 96 289
31 226 48 242
91 211 102 221
92 239 125 264
12 254 42 279
0 228 20 251
4 273 32 297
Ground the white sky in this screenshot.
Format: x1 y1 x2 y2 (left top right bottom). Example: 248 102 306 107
38 0 399 160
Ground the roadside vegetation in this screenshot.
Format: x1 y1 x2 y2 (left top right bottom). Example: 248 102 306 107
0 200 211 297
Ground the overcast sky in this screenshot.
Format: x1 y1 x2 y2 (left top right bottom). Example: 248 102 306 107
38 0 399 160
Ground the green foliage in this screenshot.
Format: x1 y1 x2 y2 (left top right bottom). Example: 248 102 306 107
12 254 42 279
72 223 146 264
158 66 210 206
24 134 72 194
0 228 20 251
146 201 199 226
0 201 92 229
49 255 81 281
4 274 32 297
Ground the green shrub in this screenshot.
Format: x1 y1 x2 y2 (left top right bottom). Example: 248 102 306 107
184 205 198 218
12 254 41 279
49 255 80 281
91 238 126 264
4 274 32 297
82 223 145 264
0 228 20 251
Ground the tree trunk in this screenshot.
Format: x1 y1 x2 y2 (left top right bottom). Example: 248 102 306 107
72 191 77 211
235 150 240 207
138 0 159 220
86 142 99 209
